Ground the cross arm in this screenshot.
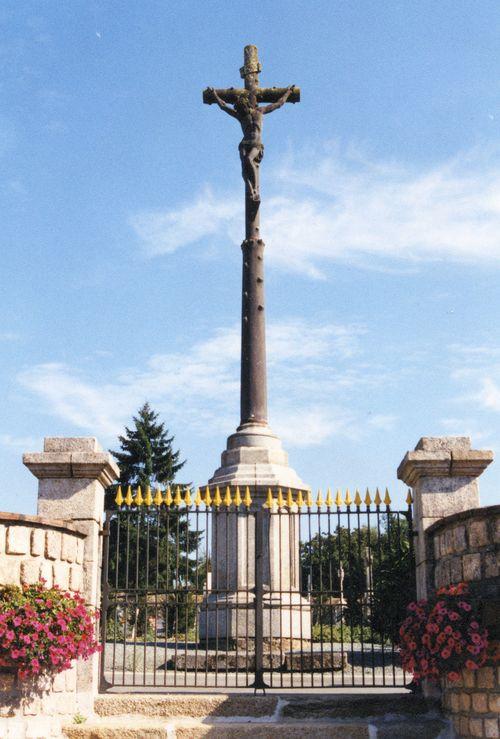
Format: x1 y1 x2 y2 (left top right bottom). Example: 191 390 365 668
203 86 300 105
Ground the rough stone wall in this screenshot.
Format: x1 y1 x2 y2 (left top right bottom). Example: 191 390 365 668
0 512 86 737
427 505 500 739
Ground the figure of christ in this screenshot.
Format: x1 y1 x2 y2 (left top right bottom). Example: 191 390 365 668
208 86 295 202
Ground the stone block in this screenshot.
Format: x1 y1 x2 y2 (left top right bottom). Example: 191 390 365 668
472 691 488 712
459 717 469 736
463 669 476 688
6 526 30 554
460 691 471 710
489 693 500 713
30 528 44 557
416 436 471 452
44 437 101 453
61 534 77 563
53 561 69 589
494 517 500 544
45 530 61 561
65 665 77 692
453 525 467 553
25 716 57 738
469 717 484 737
484 717 500 738
5 719 26 737
37 478 106 524
477 667 495 689
469 520 488 547
449 555 463 583
0 558 20 585
484 552 499 579
20 559 41 585
69 565 82 592
39 560 53 587
76 539 84 564
463 553 481 581
450 692 460 711
51 671 66 692
0 672 15 691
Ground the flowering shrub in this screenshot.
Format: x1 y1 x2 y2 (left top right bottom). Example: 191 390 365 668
0 581 101 680
398 583 489 683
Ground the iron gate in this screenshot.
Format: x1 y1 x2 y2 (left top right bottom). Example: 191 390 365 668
100 485 415 690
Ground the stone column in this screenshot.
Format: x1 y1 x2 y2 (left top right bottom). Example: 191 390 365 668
23 437 119 714
397 436 493 599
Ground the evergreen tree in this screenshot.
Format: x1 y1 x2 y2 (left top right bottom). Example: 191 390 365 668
104 404 203 639
105 402 185 508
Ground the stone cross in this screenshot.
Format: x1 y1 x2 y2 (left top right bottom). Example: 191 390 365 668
204 45 300 428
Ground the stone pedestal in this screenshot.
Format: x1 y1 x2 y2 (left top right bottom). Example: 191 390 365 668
397 436 493 599
23 437 119 715
200 423 311 643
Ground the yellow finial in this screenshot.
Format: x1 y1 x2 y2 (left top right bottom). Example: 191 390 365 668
164 486 173 506
277 488 285 508
335 489 343 507
115 485 124 507
124 485 133 506
194 487 203 507
297 490 305 508
316 489 324 508
144 485 153 507
213 486 222 507
153 487 163 506
306 490 313 508
286 488 294 508
204 486 212 507
384 487 391 506
264 488 274 509
345 488 352 506
174 485 182 506
224 486 232 507
365 488 372 506
184 487 192 507
354 489 362 507
406 489 413 505
135 485 144 506
374 487 382 506
243 486 252 508
234 485 242 507
325 488 333 507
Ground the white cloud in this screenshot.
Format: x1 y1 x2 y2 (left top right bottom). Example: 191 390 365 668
18 319 388 448
448 343 500 417
130 146 500 278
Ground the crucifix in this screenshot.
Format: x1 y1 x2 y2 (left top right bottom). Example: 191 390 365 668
203 45 300 428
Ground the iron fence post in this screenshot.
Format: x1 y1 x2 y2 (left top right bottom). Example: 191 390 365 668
252 503 268 693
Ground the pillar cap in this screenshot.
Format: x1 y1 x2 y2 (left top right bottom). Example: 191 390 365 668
397 436 493 486
23 437 119 487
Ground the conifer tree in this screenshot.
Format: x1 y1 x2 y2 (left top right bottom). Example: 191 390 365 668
105 402 185 508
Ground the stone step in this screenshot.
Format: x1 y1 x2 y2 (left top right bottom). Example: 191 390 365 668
94 692 429 720
63 715 449 739
94 693 278 718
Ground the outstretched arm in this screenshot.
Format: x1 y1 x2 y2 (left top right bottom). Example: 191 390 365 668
261 85 295 114
209 88 239 118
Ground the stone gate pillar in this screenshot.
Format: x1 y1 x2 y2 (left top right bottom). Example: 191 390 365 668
23 437 119 714
397 436 493 599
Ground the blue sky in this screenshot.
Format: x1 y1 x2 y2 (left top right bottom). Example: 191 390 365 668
1 1 500 514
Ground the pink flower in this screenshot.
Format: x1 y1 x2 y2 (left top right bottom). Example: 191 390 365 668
458 601 472 612
5 630 14 641
471 633 482 645
13 616 22 627
447 671 460 682
470 621 479 630
441 648 451 659
465 660 478 670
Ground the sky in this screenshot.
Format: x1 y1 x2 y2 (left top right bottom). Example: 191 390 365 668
1 0 500 514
